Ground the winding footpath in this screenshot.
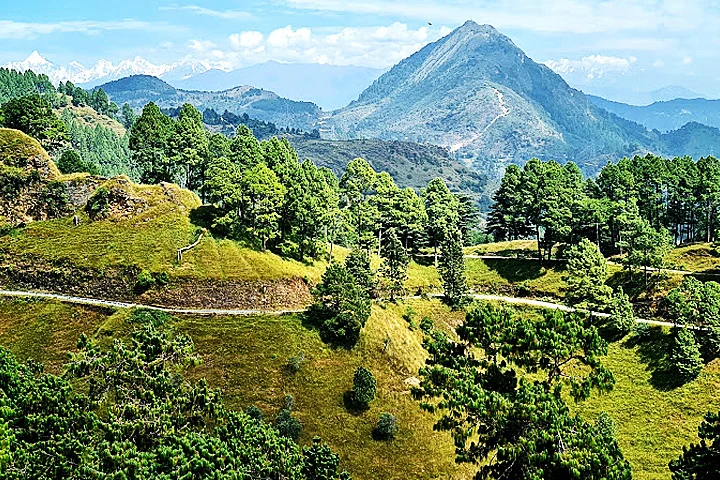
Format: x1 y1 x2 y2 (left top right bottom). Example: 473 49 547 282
0 289 677 328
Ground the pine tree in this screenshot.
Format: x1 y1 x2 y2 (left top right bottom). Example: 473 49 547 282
344 248 377 298
380 228 409 301
566 238 613 310
438 227 469 308
129 102 176 184
669 327 703 382
609 287 635 334
670 410 720 479
168 103 209 194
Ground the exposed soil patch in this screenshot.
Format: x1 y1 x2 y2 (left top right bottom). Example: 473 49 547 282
142 277 313 310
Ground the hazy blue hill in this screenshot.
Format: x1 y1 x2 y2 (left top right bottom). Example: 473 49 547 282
174 61 385 110
286 135 488 203
327 21 656 178
589 95 720 133
98 75 322 130
660 122 720 158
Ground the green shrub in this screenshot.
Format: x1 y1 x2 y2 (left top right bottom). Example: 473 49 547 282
86 187 110 220
153 271 170 286
276 409 302 441
287 351 305 373
669 327 703 382
351 366 377 409
135 270 155 291
633 322 652 340
57 149 99 175
37 181 68 217
419 316 434 334
127 309 170 327
372 413 398 441
245 405 263 421
609 287 635 334
302 437 350 480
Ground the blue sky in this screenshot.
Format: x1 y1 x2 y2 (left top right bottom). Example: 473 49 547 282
2 1 719 103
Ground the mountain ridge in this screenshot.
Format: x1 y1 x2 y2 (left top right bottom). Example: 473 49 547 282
589 95 720 133
174 61 385 110
326 20 657 177
98 75 322 131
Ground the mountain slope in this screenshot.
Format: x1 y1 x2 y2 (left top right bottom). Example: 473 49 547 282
286 136 487 202
174 61 385 110
326 21 657 177
589 95 720 133
99 75 322 130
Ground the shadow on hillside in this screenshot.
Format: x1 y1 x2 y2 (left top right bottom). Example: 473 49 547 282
482 258 566 283
606 269 665 301
189 205 220 230
477 248 539 258
624 328 686 391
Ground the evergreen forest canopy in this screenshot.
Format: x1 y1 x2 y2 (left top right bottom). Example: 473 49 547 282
487 155 720 271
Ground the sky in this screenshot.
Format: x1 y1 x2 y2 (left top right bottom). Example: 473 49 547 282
1 0 719 104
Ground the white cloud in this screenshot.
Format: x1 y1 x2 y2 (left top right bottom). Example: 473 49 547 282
682 56 693 65
230 31 264 49
218 23 440 69
267 26 312 48
545 55 637 80
161 5 253 20
0 19 174 39
653 59 665 68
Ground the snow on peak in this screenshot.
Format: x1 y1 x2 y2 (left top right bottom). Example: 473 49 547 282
25 50 51 66
2 52 216 86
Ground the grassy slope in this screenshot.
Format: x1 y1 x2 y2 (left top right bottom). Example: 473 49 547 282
0 297 472 480
575 330 720 480
2 296 719 479
58 105 127 137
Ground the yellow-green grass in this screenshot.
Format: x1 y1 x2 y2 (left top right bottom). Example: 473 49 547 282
465 257 569 297
4 297 720 479
0 297 470 480
0 180 331 283
0 297 114 372
59 105 127 137
575 329 720 480
666 243 720 273
465 239 540 257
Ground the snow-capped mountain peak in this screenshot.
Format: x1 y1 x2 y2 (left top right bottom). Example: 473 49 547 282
25 50 51 66
2 52 218 87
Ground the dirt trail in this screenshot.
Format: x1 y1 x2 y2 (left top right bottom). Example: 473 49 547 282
450 88 510 153
0 289 678 327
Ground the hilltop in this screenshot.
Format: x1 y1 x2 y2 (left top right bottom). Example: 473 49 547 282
99 75 322 131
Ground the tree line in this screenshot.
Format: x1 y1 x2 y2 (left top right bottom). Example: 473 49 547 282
128 101 476 263
487 156 720 278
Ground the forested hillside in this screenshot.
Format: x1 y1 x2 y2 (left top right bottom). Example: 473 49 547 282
99 74 322 131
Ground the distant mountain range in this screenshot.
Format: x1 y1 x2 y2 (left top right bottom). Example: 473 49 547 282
589 95 720 133
3 52 382 110
3 51 216 87
99 75 321 131
173 61 384 110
